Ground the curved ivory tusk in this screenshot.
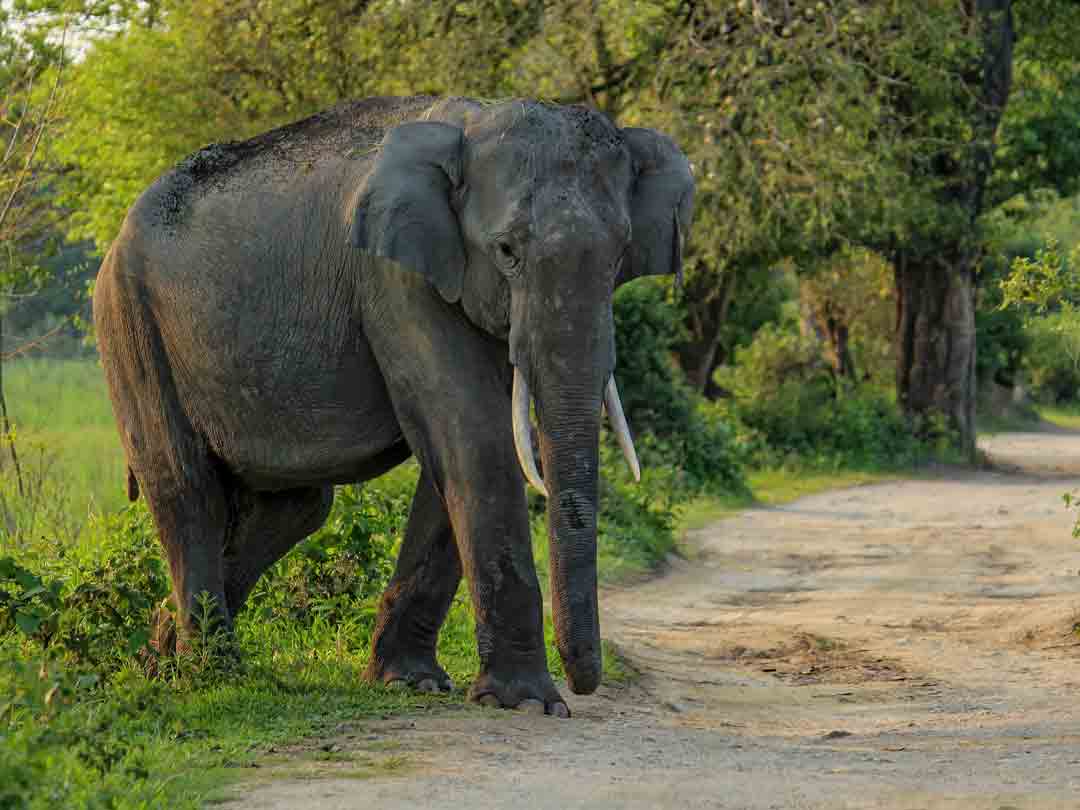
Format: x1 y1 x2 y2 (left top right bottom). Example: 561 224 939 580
512 367 548 497
605 376 641 482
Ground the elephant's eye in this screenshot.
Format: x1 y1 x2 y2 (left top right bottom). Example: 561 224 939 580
494 240 521 272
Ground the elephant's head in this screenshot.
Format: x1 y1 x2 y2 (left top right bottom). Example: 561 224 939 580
351 99 693 694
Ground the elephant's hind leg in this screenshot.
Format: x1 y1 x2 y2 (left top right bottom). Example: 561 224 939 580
139 451 232 654
223 486 334 618
364 469 462 693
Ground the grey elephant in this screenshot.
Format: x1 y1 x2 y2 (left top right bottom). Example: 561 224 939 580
93 96 693 716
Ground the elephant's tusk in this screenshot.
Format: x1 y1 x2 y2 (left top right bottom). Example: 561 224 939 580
512 367 548 497
604 376 641 483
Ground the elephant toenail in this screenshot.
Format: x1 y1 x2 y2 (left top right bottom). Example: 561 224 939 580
550 702 571 719
517 699 545 715
386 679 409 692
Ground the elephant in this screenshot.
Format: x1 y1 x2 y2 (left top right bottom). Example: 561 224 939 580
93 96 694 717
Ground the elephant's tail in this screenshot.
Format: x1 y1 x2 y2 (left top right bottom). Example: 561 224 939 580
127 467 140 501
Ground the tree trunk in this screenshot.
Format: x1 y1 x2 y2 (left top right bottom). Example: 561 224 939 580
895 252 977 458
894 0 1013 460
681 269 737 398
825 317 855 381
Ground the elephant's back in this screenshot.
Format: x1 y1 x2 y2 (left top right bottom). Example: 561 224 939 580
101 98 440 488
133 96 438 236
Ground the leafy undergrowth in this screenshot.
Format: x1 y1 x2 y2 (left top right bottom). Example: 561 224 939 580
0 443 703 808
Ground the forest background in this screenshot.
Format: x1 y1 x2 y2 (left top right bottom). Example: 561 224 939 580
2 2 1080 807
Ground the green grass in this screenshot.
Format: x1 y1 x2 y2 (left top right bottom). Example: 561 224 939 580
1036 403 1080 430
2 357 128 523
675 466 899 535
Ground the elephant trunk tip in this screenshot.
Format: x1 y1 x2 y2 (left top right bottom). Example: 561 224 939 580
565 650 602 695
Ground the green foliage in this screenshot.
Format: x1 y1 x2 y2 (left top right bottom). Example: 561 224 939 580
595 452 678 584
1020 311 1080 404
1000 240 1080 313
975 301 1028 389
994 0 1080 205
800 248 895 383
1 661 181 810
246 481 411 629
613 280 691 439
998 237 1080 404
716 323 925 467
613 280 747 495
0 503 167 670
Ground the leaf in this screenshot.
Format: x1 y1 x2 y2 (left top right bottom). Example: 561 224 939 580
15 609 43 635
12 567 43 591
126 628 151 656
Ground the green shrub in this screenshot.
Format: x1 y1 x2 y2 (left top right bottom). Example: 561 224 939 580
716 322 924 467
613 279 693 437
613 279 746 496
0 659 178 810
245 482 410 629
1021 309 1080 403
714 322 828 458
0 504 168 673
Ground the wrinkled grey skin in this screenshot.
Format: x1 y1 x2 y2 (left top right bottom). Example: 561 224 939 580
93 96 693 716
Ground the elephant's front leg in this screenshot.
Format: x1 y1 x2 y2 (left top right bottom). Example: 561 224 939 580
444 452 568 717
365 468 460 693
365 295 568 716
417 420 565 716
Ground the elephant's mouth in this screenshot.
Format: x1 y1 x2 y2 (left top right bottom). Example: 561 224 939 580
510 366 640 496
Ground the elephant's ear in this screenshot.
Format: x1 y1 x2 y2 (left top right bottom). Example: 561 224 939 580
351 121 466 303
620 128 695 285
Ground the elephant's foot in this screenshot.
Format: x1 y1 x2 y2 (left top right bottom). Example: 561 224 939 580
364 651 454 694
469 669 570 718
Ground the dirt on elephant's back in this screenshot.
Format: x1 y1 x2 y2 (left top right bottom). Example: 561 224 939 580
223 429 1080 810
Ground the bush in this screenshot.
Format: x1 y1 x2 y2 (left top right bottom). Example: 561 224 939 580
596 453 678 582
613 279 746 496
0 660 176 810
0 504 169 673
612 279 693 437
245 481 411 629
1021 309 1080 403
716 322 924 467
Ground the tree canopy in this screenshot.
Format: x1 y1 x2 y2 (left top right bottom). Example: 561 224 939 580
3 0 1079 451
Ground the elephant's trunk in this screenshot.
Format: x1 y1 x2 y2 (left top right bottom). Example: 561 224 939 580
535 380 603 694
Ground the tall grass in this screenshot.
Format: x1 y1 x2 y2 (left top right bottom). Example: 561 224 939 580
2 358 127 516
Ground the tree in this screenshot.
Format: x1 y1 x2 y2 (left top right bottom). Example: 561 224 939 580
885 2 1014 458
1 15 67 494
40 0 1075 464
800 248 894 383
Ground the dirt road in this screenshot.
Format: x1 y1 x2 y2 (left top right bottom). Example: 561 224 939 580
226 431 1080 809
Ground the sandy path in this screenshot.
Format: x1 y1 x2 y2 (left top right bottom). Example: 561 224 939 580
224 432 1080 809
